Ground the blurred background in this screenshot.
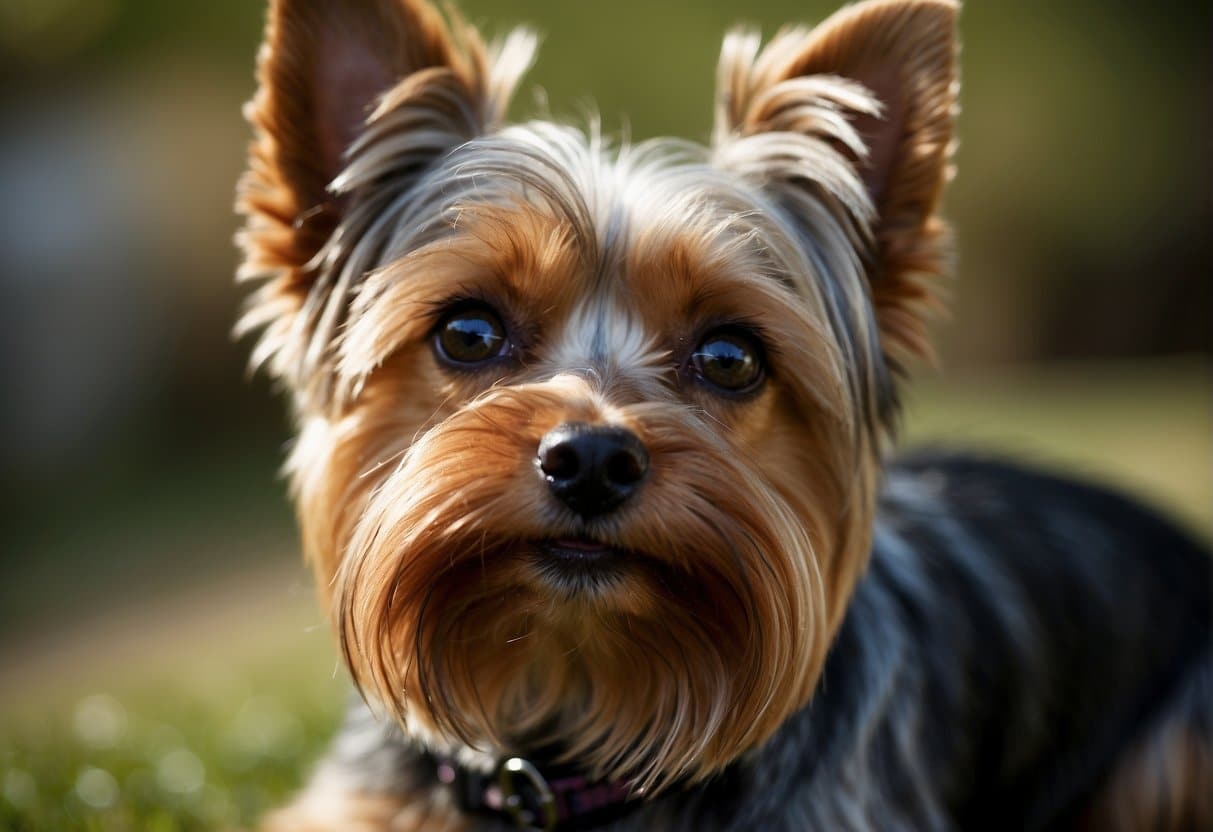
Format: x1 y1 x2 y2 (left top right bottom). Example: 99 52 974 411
1 0 1208 828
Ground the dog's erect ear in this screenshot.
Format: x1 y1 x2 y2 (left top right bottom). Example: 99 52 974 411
714 0 958 363
236 0 535 395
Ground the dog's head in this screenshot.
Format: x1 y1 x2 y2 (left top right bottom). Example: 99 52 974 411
237 0 957 791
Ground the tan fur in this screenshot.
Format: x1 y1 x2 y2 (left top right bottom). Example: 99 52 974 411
267 193 878 789
263 777 471 832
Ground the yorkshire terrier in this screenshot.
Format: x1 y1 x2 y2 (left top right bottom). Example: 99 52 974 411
235 0 1212 829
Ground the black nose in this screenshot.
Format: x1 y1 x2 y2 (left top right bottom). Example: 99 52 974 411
537 423 649 518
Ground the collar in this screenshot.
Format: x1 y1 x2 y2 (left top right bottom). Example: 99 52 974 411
432 753 642 831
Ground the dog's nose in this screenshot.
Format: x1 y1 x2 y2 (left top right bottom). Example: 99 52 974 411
537 423 648 518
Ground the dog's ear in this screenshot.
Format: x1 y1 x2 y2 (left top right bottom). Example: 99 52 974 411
713 0 958 364
236 0 535 394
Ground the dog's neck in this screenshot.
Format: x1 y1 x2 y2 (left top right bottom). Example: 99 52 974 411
425 750 643 831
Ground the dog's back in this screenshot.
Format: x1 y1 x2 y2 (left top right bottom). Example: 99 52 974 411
775 455 1211 830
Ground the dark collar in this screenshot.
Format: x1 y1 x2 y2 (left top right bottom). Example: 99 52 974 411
432 753 642 831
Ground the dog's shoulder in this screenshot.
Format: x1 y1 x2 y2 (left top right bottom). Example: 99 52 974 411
880 450 1210 607
817 451 1213 828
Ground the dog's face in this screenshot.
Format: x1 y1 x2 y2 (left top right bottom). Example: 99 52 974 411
238 0 956 791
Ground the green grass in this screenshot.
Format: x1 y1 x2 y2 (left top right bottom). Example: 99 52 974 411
1 584 343 831
1 685 337 831
2 360 1208 830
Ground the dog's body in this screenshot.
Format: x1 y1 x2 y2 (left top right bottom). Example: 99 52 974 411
274 457 1212 831
236 0 1212 829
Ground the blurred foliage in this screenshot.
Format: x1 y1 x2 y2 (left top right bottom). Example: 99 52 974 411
2 555 342 832
1 694 334 831
1 655 342 831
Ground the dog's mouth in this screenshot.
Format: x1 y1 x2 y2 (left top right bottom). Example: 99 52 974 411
528 537 629 592
542 537 619 561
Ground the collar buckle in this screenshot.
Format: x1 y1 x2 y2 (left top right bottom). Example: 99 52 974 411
499 756 558 831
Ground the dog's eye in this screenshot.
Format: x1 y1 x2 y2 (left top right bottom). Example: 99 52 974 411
435 306 509 365
691 330 765 394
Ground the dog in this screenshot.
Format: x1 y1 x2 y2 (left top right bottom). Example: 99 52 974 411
235 0 1212 828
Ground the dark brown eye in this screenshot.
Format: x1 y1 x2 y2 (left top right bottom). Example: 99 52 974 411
691 330 765 393
435 306 508 365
